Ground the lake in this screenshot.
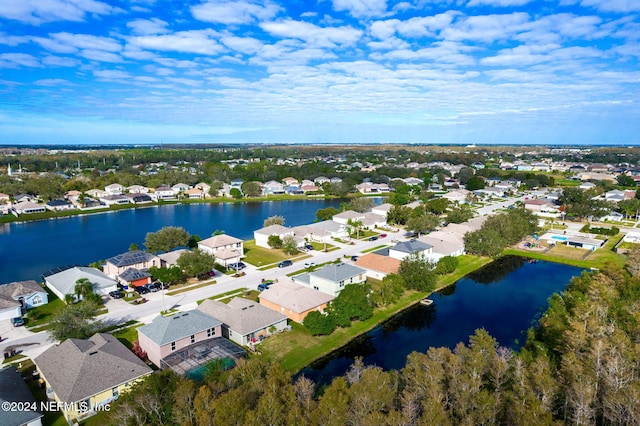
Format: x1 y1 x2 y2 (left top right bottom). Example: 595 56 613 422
0 199 347 283
298 256 583 386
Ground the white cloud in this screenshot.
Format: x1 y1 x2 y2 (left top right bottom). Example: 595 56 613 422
260 20 362 48
34 32 122 55
370 12 456 39
34 78 72 86
221 36 263 54
0 0 118 24
0 33 30 46
93 69 131 80
0 53 40 68
128 30 225 55
41 55 79 67
579 0 640 13
440 12 531 43
467 0 531 6
332 0 388 18
80 49 123 63
127 18 169 35
191 0 281 25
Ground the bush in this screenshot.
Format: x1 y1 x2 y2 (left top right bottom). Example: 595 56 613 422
435 256 459 275
580 225 619 236
303 311 336 335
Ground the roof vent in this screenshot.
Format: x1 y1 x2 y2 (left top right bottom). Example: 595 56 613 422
89 351 98 355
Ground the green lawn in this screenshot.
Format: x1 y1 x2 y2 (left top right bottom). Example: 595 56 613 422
111 324 142 350
25 289 65 327
165 279 216 296
14 359 67 426
243 240 291 267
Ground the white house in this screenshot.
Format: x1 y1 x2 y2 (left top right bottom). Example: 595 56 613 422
44 266 118 301
198 234 244 267
104 184 124 195
292 263 367 297
388 240 433 261
253 225 294 249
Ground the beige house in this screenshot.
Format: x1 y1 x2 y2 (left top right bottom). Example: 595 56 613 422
103 250 161 280
137 310 223 368
34 333 152 424
198 234 244 267
259 277 334 323
353 253 401 280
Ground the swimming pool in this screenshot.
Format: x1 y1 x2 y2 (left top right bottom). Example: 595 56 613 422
549 235 568 242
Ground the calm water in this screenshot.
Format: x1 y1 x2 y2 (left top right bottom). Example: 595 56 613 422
0 200 346 283
299 256 583 386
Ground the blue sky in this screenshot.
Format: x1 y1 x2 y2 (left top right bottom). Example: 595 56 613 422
0 0 639 146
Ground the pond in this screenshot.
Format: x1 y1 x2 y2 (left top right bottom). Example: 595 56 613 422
298 256 584 387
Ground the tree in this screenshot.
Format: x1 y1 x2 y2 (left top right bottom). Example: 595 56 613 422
316 206 340 222
144 226 190 253
74 278 101 304
434 256 459 275
348 197 374 213
303 311 336 335
241 181 262 197
229 187 243 199
616 174 636 187
406 214 440 237
177 249 216 279
48 301 103 341
387 205 412 225
148 265 184 285
264 215 285 227
328 284 373 327
465 176 485 191
425 198 449 215
457 166 475 185
268 234 283 249
617 198 640 220
281 235 299 255
347 218 364 239
370 274 404 307
129 243 139 251
446 205 474 224
398 253 436 291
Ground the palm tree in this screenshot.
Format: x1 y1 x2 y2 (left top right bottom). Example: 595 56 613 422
74 278 94 302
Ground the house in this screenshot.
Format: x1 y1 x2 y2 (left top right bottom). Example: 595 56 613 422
301 184 320 193
389 240 433 261
263 180 285 195
126 185 149 194
158 249 190 267
524 199 559 214
605 189 636 203
579 182 596 190
118 268 152 288
229 179 244 195
198 234 244 267
34 333 152 424
183 188 205 199
99 194 131 205
442 189 471 203
11 201 46 215
43 266 118 301
259 277 334 322
46 198 74 211
154 185 176 200
417 232 466 262
292 263 367 297
254 225 294 249
285 185 304 195
172 183 191 194
104 184 124 195
0 366 44 426
371 203 394 218
124 193 153 204
137 310 223 368
473 187 505 198
353 253 401 280
282 177 299 187
85 189 107 198
361 212 387 228
0 280 48 321
314 176 330 185
103 250 161 280
332 210 364 225
294 220 350 242
0 192 10 203
198 298 288 346
404 177 423 186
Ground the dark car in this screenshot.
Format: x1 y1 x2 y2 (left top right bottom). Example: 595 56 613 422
304 244 314 251
109 290 124 299
12 317 25 327
368 236 378 241
278 260 293 268
134 285 149 294
207 270 216 277
351 255 359 262
145 282 160 292
258 280 274 291
228 262 246 271
379 233 387 238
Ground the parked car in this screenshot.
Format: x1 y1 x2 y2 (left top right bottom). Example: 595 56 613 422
278 260 293 268
368 236 378 241
228 262 246 271
134 285 149 295
207 270 216 277
304 244 314 251
109 290 124 299
351 255 359 262
258 280 274 291
304 262 317 268
145 282 160 292
379 233 387 238
12 317 24 327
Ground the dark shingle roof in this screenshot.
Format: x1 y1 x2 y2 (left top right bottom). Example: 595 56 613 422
119 268 151 282
34 333 152 403
391 240 433 253
106 250 156 267
0 367 43 426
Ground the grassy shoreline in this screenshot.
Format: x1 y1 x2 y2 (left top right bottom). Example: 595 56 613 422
260 255 492 373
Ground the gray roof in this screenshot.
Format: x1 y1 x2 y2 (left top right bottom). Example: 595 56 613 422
138 310 222 346
0 367 43 426
34 333 152 403
392 240 433 253
0 280 45 300
198 298 287 336
260 278 334 314
254 224 291 236
119 268 151 282
311 263 366 282
44 266 117 296
157 249 190 266
106 250 157 267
